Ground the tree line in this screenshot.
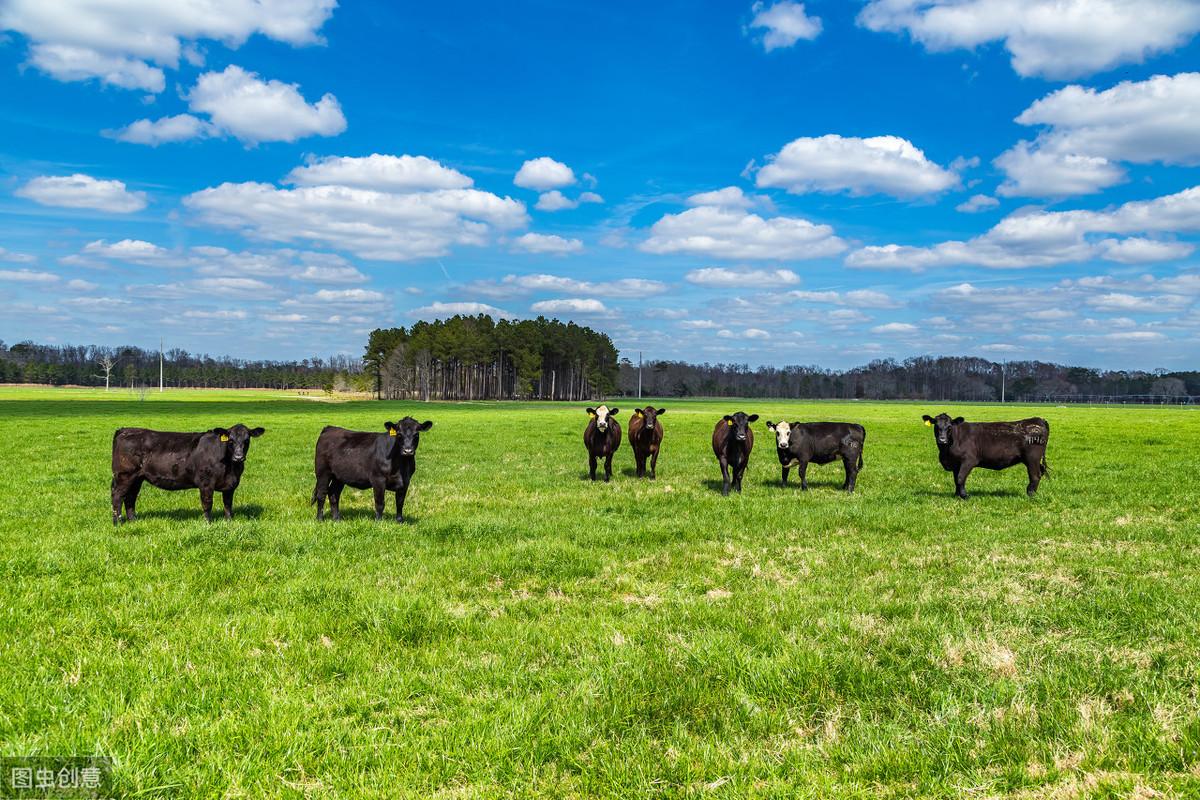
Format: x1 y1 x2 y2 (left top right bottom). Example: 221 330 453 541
616 356 1200 403
364 315 620 401
0 340 362 390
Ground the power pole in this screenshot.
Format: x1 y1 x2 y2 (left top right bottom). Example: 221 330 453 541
159 337 164 393
637 351 642 399
1000 361 1006 403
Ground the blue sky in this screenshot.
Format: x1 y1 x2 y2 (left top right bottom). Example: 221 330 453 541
2 0 1200 369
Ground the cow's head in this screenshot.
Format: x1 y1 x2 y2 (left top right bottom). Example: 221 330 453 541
723 411 759 442
385 417 433 457
587 405 619 432
765 420 792 449
922 413 964 446
212 424 265 463
634 407 665 430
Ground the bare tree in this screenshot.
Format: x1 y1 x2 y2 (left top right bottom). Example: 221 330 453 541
95 355 118 391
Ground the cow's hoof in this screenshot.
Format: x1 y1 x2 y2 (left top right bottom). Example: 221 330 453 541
395 516 405 523
649 474 656 481
1026 490 1037 498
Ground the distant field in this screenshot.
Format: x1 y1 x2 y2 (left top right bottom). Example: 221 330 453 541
1 387 1198 798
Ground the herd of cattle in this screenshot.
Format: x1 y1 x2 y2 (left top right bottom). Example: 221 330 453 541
110 407 1051 524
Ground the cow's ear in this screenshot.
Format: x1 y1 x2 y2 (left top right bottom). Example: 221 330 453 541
586 407 596 416
655 408 666 415
922 415 933 424
722 414 732 422
747 414 759 423
952 416 965 425
249 427 265 437
385 421 396 433
634 408 644 416
608 407 619 416
766 421 776 430
418 420 433 431
211 427 230 437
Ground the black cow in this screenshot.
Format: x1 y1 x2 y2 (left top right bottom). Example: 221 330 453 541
584 405 621 481
712 411 758 495
111 424 265 524
767 420 866 492
628 407 665 479
922 413 1050 499
312 417 433 522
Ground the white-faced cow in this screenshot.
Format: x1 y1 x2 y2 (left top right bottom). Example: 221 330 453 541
922 413 1050 499
712 411 758 496
312 417 433 522
628 407 665 479
584 405 621 481
111 424 265 524
767 421 866 492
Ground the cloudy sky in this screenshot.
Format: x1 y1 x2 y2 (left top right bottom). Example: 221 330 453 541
2 1 1200 369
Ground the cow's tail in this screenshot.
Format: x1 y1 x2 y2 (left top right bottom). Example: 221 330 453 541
1040 418 1050 476
857 426 866 470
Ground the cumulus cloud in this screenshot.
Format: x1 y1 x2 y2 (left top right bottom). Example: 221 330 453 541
755 135 958 198
15 174 147 212
529 297 613 316
105 114 218 146
184 155 528 261
463 273 667 299
857 0 1200 79
788 288 900 308
685 267 801 286
514 157 576 191
0 0 335 90
83 239 170 263
956 194 1000 213
0 268 58 283
847 184 1200 270
285 154 472 192
510 233 584 255
996 73 1200 197
748 1 822 51
641 204 846 260
0 247 36 264
184 65 345 144
409 301 515 319
871 322 918 334
687 186 758 208
535 190 603 212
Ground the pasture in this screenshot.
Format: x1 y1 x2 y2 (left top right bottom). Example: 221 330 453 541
1 387 1198 798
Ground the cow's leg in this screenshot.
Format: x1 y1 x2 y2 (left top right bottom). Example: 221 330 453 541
111 476 128 526
719 456 731 496
634 450 644 478
781 465 789 486
649 447 658 480
1024 454 1042 497
954 462 975 500
123 477 143 522
372 483 386 521
799 461 809 491
734 456 746 493
395 482 410 523
199 486 215 523
222 489 235 521
589 453 598 481
604 453 614 482
842 456 857 493
329 479 344 522
313 473 328 521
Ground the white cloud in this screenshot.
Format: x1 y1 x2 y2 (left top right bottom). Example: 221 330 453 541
464 273 667 299
66 278 98 291
755 134 958 198
511 233 583 255
185 156 528 261
687 186 756 208
749 1 822 50
185 65 345 144
686 267 801 286
857 0 1200 79
956 193 1000 213
680 319 720 330
870 322 918 334
296 265 368 284
0 247 36 264
0 268 58 283
409 301 515 319
514 157 576 191
1085 292 1191 313
995 142 1125 197
105 113 218 146
83 239 170 262
1099 237 1194 264
641 205 846 260
530 298 613 316
285 154 472 192
535 190 603 212
1 0 335 90
15 174 147 213
788 288 900 308
848 184 1200 270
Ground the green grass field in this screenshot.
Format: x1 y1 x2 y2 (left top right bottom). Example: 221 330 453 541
2 387 1198 798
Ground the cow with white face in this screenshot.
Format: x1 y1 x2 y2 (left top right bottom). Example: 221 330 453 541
584 405 622 481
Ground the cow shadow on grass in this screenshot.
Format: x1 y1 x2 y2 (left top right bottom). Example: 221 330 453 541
756 477 850 491
119 503 266 523
912 488 1030 499
316 508 422 523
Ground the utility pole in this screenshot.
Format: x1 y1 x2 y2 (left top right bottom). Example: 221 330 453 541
1000 361 1006 403
159 337 164 392
638 351 642 399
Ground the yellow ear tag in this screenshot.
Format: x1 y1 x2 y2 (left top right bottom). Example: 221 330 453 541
924 420 933 427
727 419 733 427
388 429 397 436
637 411 643 418
220 434 230 442
589 413 596 419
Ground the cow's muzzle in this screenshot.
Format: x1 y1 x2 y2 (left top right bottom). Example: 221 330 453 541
401 448 415 456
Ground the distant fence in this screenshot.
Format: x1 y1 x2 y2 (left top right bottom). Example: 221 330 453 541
1025 394 1199 405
